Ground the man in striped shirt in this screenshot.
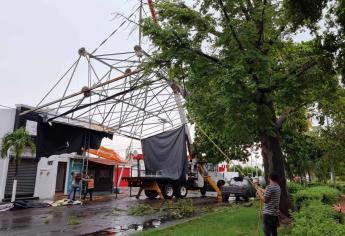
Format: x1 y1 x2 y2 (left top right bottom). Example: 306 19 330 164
256 171 281 236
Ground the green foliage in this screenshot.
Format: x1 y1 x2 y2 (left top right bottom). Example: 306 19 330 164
68 215 81 225
142 0 344 168
280 109 319 179
291 201 345 236
335 183 345 194
284 0 327 29
192 128 252 164
293 186 340 209
0 127 36 162
241 166 263 177
162 199 195 219
129 203 155 216
287 182 305 194
129 199 195 219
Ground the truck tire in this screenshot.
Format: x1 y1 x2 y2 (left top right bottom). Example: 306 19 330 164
162 183 175 199
175 185 188 199
200 187 207 197
144 190 158 199
217 180 225 188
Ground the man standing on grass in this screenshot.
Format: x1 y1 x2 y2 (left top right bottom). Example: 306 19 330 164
256 171 281 236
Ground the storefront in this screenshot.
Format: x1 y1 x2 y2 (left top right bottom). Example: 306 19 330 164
88 158 115 192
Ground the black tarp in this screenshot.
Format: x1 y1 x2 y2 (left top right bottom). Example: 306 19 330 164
37 122 113 157
14 106 113 158
142 126 187 180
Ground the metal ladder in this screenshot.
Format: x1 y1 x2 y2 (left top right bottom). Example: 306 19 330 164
79 152 89 199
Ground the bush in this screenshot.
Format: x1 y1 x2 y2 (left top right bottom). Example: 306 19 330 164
293 186 340 209
306 182 328 188
291 201 345 236
287 182 305 194
335 183 345 194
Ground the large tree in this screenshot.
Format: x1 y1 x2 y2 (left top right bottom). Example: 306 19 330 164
142 0 345 216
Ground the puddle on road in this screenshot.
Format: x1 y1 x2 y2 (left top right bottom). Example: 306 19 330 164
80 217 166 236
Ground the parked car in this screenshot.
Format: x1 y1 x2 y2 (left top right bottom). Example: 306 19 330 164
221 176 256 202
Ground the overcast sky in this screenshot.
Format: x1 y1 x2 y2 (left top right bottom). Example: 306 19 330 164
0 0 310 163
0 0 141 108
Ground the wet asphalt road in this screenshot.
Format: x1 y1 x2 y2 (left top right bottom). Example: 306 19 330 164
0 189 221 236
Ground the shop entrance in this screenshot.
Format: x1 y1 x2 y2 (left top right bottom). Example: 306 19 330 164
55 162 67 192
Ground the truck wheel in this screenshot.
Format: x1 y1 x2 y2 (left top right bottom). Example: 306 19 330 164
144 190 158 199
162 184 175 199
175 185 188 198
217 180 225 188
222 194 230 202
200 187 206 197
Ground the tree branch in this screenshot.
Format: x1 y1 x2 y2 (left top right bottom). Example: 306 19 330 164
295 60 318 77
245 0 254 11
276 113 287 128
190 48 221 63
171 31 221 64
217 0 245 51
256 0 267 48
276 104 308 128
239 0 251 21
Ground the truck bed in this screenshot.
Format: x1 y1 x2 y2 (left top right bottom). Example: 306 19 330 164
122 176 176 187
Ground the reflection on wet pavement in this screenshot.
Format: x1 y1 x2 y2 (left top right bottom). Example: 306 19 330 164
80 217 165 236
0 189 227 236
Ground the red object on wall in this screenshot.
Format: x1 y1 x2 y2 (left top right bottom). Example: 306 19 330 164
128 154 144 160
114 167 131 187
218 165 226 172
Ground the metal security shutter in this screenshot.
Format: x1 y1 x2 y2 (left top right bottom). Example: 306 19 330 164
5 158 38 198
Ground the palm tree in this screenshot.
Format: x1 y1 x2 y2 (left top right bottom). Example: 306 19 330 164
1 127 36 202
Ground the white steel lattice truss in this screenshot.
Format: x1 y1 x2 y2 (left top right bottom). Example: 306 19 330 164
22 2 187 140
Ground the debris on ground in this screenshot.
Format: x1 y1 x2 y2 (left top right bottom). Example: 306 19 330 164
50 198 82 207
0 203 14 212
68 215 81 225
13 200 51 209
130 199 196 219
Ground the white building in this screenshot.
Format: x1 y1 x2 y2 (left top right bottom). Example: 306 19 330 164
0 108 16 201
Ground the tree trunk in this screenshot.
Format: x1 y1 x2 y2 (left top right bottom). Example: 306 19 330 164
261 133 292 217
329 157 336 186
307 170 312 182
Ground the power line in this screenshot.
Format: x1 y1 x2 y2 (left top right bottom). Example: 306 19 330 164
0 104 13 109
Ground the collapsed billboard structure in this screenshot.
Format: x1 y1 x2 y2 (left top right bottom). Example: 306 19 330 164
20 1 223 201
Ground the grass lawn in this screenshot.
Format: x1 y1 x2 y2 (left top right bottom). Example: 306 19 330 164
137 203 265 236
137 203 292 236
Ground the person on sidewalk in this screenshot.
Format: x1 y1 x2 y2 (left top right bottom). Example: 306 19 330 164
70 173 81 201
256 171 281 236
67 172 74 199
83 175 94 201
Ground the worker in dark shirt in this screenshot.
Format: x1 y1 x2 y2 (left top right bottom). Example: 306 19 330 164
256 171 281 236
